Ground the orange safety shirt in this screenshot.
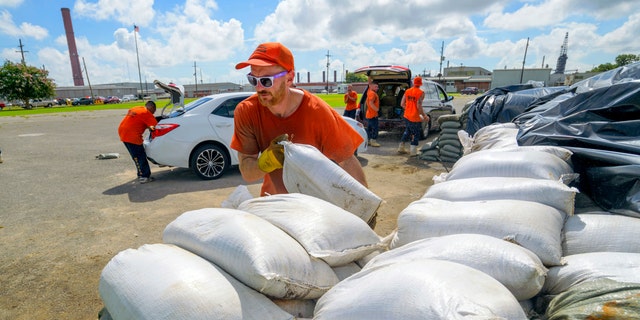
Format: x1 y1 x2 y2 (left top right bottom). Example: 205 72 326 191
344 90 358 111
231 90 363 196
365 88 379 119
118 106 157 145
403 86 424 122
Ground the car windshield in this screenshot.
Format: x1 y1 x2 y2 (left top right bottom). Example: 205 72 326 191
167 97 214 118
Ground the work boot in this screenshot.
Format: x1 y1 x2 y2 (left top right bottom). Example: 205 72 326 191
369 139 381 147
409 145 418 157
397 142 407 154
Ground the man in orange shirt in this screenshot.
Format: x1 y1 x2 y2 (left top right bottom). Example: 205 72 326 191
230 42 367 197
343 84 358 119
118 101 157 183
365 83 381 147
399 77 428 156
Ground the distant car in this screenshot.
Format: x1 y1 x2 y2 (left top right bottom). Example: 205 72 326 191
27 98 56 108
122 94 136 102
354 65 455 139
0 101 5 110
461 87 479 95
104 96 121 104
73 97 94 105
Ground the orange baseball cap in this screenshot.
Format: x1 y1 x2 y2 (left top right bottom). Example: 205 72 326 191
235 42 294 71
413 76 423 86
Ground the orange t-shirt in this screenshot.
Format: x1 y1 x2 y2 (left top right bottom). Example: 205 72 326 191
403 86 424 122
365 88 379 119
344 90 358 111
231 90 364 196
118 106 157 145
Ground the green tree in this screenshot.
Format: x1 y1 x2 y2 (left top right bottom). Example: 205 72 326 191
345 72 368 83
615 54 639 67
0 60 56 109
590 54 640 72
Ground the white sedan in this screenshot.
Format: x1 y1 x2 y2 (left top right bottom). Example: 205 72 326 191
144 92 367 180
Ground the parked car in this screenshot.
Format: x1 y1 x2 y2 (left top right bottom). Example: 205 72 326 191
461 86 479 95
354 65 455 139
144 91 368 180
121 94 136 102
27 98 56 108
104 96 121 104
73 97 94 105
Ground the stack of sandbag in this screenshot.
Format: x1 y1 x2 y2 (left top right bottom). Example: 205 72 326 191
419 114 464 163
389 143 580 318
535 211 640 318
99 193 384 319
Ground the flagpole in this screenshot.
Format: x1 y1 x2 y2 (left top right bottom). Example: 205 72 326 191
134 25 143 99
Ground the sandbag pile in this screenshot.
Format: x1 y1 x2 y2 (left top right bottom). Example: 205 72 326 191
99 194 384 319
534 211 640 318
419 114 464 163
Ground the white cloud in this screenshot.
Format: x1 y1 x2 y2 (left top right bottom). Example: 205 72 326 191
0 10 48 39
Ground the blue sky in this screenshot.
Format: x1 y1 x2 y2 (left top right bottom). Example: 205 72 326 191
1 0 639 87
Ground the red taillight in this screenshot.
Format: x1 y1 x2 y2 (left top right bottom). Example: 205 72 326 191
151 123 180 138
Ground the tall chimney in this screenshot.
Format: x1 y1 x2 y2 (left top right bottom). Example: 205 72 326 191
61 8 84 86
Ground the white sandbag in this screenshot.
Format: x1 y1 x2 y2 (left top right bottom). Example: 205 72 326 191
563 213 640 256
423 176 578 215
282 142 382 223
238 193 383 267
162 208 338 299
435 149 575 182
390 198 566 266
543 252 640 295
490 145 574 162
463 122 519 155
332 262 361 281
365 234 547 300
220 185 254 209
99 243 294 320
314 259 527 319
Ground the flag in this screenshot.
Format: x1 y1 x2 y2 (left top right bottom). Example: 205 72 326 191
134 25 139 32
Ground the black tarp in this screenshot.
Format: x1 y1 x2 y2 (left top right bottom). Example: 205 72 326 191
464 84 568 136
516 79 640 216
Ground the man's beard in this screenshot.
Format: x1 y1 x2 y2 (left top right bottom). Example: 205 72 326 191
257 81 286 107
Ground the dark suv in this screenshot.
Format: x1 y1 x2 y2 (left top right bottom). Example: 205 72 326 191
461 87 479 95
354 65 454 139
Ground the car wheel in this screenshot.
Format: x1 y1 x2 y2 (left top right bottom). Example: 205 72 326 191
189 144 229 180
419 118 432 140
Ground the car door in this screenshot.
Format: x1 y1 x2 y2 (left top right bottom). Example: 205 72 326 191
207 95 250 162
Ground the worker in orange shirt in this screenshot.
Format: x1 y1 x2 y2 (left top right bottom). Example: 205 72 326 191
343 84 358 119
365 83 380 147
399 77 428 156
118 101 157 183
230 42 368 197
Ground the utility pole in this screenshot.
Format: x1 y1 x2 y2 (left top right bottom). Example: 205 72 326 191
325 50 331 94
133 25 143 98
520 37 529 83
16 39 28 65
193 61 198 97
82 57 94 99
438 41 444 84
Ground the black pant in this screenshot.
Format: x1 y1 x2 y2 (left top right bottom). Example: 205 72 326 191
123 142 151 178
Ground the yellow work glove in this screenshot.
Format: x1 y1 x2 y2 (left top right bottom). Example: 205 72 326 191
258 134 289 173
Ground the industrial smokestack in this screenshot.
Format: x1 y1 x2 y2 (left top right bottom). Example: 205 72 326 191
61 8 84 86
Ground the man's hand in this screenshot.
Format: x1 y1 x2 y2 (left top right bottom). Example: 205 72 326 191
257 134 289 173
